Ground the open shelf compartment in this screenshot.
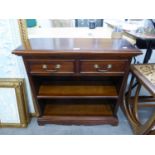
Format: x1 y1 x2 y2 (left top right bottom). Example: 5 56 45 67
37 99 118 125
37 80 119 99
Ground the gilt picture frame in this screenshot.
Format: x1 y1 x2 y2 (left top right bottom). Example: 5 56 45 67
18 19 39 117
18 19 31 49
0 78 29 127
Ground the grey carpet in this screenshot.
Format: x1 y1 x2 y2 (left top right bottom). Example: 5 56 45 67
0 108 133 135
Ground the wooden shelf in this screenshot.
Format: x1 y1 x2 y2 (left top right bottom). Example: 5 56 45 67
37 80 119 125
38 99 118 125
44 100 114 116
37 82 118 99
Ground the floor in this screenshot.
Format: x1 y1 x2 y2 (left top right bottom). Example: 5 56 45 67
0 103 154 135
0 108 134 135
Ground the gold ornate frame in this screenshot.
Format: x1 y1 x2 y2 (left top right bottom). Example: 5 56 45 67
18 19 39 117
18 19 31 49
0 79 29 128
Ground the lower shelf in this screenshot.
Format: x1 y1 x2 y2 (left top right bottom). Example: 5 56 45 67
37 99 118 126
37 81 118 99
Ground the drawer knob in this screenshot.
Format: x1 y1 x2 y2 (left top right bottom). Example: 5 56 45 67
42 64 61 72
94 64 112 72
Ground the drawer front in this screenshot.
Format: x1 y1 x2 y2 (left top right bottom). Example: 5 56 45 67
80 60 128 75
28 60 75 74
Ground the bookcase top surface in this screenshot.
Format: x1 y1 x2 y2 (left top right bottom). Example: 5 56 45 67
15 38 137 51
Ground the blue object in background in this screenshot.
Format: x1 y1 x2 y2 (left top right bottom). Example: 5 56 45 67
26 19 37 28
75 19 103 29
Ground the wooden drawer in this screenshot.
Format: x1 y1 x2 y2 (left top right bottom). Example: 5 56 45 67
80 60 128 75
27 60 75 74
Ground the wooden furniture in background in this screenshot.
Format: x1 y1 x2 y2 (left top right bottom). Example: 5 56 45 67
124 64 155 134
106 21 155 63
13 38 141 126
124 32 155 63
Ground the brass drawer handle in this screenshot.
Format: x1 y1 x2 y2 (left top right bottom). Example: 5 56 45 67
42 64 61 72
94 64 112 72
